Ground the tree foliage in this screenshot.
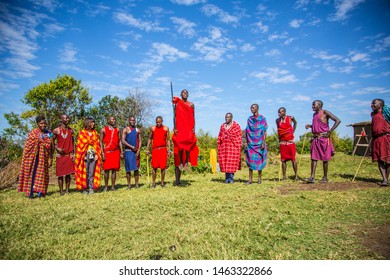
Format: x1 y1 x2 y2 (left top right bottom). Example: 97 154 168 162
22 74 92 130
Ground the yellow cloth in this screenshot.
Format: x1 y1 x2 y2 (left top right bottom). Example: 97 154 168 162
210 149 217 173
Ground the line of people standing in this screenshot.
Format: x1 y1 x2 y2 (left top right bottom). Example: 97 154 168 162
17 95 389 198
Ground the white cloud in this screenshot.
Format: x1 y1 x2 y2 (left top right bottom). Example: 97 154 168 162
330 83 346 89
352 87 390 95
295 60 311 69
171 0 206 5
117 41 131 52
252 21 269 33
265 49 281 57
289 19 303 28
252 68 298 84
29 0 61 13
192 27 235 62
268 31 289 42
349 52 368 62
240 43 255 52
200 4 239 25
59 42 77 63
149 42 190 63
292 94 311 101
328 0 366 22
171 17 196 38
113 12 166 32
311 50 343 61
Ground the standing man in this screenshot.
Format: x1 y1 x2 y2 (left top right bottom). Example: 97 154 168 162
244 104 268 185
52 114 74 195
172 89 198 186
18 115 53 198
370 98 390 186
276 107 298 181
74 117 102 194
217 112 242 184
122 116 142 189
100 116 123 191
305 100 341 183
146 116 171 188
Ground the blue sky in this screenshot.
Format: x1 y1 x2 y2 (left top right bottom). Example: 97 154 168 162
1 0 389 139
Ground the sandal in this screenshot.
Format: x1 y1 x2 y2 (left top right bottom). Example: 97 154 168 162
306 178 315 184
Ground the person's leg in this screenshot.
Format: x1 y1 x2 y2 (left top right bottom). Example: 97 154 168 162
246 169 253 184
258 170 262 184
292 160 298 180
281 161 287 180
65 174 71 193
378 160 389 185
126 172 132 189
111 170 117 191
230 173 235 183
88 158 97 194
134 170 139 188
308 160 317 183
224 173 229 183
151 168 157 188
184 151 190 170
178 150 184 170
103 170 109 191
320 161 328 182
58 176 64 195
174 166 181 185
161 168 166 187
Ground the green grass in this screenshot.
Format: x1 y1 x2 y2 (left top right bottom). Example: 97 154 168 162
1 153 389 260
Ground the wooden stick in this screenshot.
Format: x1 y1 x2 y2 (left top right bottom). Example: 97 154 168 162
352 138 371 182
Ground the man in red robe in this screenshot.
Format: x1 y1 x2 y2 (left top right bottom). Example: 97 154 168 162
172 89 198 186
276 107 298 180
146 116 171 188
371 98 390 186
100 116 123 191
217 113 242 183
53 114 74 195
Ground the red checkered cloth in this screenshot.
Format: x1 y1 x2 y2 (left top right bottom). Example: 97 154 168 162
217 121 242 173
18 128 52 196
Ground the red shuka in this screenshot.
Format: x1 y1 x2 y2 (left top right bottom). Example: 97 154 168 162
277 116 296 161
172 96 198 166
55 127 74 177
217 121 242 173
151 125 168 169
102 126 121 171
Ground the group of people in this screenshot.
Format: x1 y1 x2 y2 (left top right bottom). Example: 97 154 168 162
17 92 390 199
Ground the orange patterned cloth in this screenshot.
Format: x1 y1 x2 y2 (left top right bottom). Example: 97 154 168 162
74 129 101 190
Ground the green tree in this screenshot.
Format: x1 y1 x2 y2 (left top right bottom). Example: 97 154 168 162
2 74 92 142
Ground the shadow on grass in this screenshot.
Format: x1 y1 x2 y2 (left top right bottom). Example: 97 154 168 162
340 174 378 183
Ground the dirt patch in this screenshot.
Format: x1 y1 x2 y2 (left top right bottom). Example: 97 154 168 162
360 224 390 259
276 181 380 194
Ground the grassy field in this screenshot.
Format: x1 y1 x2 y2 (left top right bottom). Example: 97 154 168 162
1 153 389 260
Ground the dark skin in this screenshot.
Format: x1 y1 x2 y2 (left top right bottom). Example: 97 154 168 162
371 99 389 186
122 117 142 189
172 89 195 185
276 108 298 180
244 104 266 184
100 116 123 191
305 101 341 182
146 117 171 188
52 114 73 195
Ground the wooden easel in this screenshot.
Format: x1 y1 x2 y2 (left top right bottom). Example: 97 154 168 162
352 127 371 156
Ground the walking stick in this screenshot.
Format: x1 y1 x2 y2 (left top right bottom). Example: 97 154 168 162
352 138 372 182
297 129 308 171
171 81 176 131
146 152 150 185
